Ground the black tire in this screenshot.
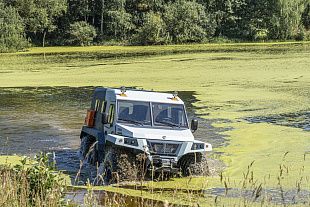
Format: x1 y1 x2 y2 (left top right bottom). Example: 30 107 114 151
179 153 209 176
99 146 138 184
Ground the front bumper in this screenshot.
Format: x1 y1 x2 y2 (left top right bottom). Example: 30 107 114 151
106 134 212 162
150 155 179 173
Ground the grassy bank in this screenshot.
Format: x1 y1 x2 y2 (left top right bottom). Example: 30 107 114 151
1 42 310 205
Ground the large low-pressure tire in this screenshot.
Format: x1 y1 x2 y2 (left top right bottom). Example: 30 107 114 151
179 153 209 177
98 145 138 184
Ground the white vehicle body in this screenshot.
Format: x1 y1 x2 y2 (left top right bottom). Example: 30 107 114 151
81 87 212 172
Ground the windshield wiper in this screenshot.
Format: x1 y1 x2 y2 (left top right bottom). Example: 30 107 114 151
118 118 145 126
156 120 180 128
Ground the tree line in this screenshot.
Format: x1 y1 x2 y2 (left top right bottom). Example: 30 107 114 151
1 0 310 52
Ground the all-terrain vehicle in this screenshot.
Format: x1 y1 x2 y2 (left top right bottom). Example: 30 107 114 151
79 87 212 182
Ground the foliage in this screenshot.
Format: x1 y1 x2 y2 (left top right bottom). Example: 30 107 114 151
106 9 135 40
268 0 308 40
0 3 28 52
1 0 310 50
163 0 209 43
9 0 67 46
204 0 246 38
302 2 310 29
135 12 168 45
0 153 65 206
69 21 97 46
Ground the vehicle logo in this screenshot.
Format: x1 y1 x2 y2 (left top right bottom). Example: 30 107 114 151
162 136 166 139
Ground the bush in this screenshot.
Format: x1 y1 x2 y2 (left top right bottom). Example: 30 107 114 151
0 4 29 53
295 26 310 41
254 29 268 41
69 21 97 46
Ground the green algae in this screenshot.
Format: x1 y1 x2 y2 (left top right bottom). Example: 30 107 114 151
73 177 248 206
0 155 26 166
1 43 310 204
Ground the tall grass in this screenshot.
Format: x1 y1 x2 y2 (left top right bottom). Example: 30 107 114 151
77 152 310 206
1 152 310 206
0 153 65 207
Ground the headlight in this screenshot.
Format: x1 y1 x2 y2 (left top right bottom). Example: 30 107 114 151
124 138 138 146
191 143 205 150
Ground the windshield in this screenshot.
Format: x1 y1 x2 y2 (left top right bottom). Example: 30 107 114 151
152 103 188 128
117 100 151 126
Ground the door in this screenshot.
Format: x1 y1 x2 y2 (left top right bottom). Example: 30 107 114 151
103 92 116 135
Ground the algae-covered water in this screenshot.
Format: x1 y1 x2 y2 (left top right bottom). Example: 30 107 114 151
0 43 310 206
0 86 309 205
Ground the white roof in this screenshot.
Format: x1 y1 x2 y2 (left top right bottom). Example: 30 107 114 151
112 89 184 104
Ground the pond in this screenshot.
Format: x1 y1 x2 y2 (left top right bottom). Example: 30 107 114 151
1 86 309 206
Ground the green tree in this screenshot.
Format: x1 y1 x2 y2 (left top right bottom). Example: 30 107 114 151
0 2 28 52
163 0 209 43
11 0 67 47
302 2 310 29
135 12 167 45
69 21 97 46
269 0 307 39
107 10 134 40
106 0 134 40
235 0 273 40
201 0 246 38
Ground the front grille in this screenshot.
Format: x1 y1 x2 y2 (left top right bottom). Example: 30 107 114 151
147 141 181 156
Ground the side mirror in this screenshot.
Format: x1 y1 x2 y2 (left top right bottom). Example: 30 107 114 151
191 119 198 132
101 113 109 124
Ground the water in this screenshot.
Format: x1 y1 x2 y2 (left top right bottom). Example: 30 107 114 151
66 188 187 207
0 87 93 155
0 87 225 182
245 111 310 131
0 87 223 155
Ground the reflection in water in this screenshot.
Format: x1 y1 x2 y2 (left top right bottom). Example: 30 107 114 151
66 188 187 207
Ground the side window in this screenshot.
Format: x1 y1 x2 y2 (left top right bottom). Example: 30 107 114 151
95 99 100 111
101 101 107 113
108 104 115 124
